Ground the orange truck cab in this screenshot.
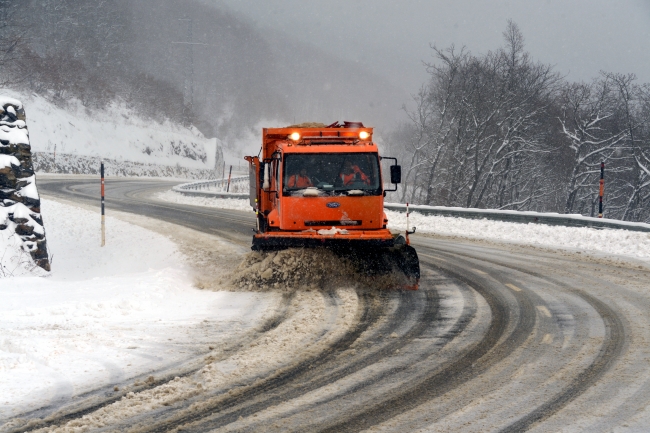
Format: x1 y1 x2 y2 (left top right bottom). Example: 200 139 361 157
245 121 419 288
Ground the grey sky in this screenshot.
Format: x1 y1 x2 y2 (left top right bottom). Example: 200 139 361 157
215 0 650 94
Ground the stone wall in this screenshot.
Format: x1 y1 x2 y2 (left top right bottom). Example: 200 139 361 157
33 152 222 180
0 97 50 271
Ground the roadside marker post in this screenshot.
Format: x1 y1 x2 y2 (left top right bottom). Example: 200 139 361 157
598 162 605 218
406 202 411 245
227 165 233 192
101 162 105 247
405 202 416 245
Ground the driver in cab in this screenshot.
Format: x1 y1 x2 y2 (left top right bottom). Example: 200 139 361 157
287 167 313 188
339 160 370 186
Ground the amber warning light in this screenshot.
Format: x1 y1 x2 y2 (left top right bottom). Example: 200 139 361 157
290 132 301 141
359 131 370 140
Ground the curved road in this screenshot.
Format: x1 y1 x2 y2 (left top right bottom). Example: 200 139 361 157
7 176 650 432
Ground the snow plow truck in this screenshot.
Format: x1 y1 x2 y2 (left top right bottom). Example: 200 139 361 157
245 121 420 290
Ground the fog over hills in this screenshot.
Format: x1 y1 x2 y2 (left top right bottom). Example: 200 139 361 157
212 0 650 94
13 0 408 146
150 0 410 137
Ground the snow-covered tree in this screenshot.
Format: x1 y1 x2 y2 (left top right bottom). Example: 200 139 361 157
557 75 628 214
402 21 560 211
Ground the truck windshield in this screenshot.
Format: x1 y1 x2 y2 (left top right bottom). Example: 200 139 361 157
283 153 381 195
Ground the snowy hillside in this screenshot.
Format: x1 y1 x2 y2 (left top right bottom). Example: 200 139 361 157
2 91 223 177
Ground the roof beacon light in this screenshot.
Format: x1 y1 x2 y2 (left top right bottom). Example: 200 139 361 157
359 131 370 140
290 132 301 141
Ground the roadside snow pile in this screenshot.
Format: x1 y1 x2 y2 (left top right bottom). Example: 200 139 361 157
0 198 275 419
386 210 650 262
156 189 251 212
2 91 223 177
0 96 50 274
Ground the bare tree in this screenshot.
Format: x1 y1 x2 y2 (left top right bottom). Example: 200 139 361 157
608 74 650 221
0 0 26 86
400 45 469 204
401 21 559 211
558 75 630 214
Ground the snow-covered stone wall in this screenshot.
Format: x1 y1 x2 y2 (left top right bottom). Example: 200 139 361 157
32 152 223 179
0 96 50 273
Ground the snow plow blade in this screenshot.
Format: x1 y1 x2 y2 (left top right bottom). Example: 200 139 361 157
252 235 420 290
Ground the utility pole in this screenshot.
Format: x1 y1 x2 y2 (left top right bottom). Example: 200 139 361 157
172 20 219 122
176 18 194 111
45 0 57 56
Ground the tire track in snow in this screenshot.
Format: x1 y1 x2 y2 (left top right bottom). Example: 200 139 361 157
311 253 535 433
20 288 360 433
400 240 625 433
131 291 380 433
207 271 473 433
175 287 441 432
500 290 623 432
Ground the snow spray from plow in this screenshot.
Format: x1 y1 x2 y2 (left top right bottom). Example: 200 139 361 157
231 247 418 292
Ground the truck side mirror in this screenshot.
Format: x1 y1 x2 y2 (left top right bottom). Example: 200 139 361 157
390 165 401 184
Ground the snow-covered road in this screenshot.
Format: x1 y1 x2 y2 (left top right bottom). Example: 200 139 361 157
3 176 650 433
0 199 279 420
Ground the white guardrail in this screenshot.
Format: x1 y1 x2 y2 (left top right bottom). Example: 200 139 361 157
173 177 650 233
172 176 250 199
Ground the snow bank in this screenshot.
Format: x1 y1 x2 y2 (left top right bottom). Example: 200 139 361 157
0 199 273 419
386 210 650 262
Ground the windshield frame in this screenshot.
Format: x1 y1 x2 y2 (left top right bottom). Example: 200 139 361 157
282 152 382 196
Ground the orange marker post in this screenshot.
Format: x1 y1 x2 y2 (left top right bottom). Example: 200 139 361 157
101 162 105 246
598 162 604 218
